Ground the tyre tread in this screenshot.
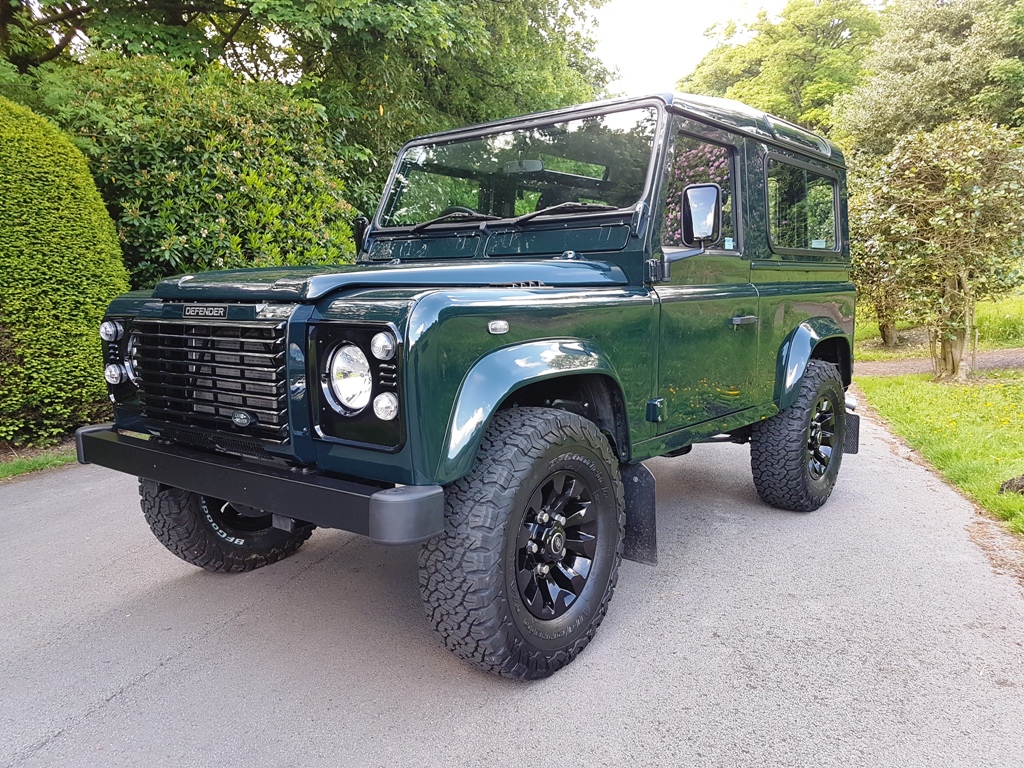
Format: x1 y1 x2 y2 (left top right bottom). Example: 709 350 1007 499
750 359 845 512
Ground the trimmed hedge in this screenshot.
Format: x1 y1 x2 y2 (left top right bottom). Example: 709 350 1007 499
0 97 129 444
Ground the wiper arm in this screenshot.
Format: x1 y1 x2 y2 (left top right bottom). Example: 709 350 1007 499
510 201 617 226
409 211 502 233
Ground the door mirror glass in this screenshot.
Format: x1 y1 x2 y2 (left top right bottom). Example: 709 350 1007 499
681 183 721 247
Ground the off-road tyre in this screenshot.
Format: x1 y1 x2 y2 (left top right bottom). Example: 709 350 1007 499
139 480 313 573
750 359 846 512
419 407 625 680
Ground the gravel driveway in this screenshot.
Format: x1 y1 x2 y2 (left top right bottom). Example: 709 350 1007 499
855 347 1024 377
2 415 1023 768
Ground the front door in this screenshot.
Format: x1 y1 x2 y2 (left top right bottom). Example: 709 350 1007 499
654 122 760 434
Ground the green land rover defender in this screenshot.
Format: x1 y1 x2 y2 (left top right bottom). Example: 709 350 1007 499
78 94 859 679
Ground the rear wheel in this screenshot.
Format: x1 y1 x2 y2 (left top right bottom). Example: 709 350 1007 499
750 359 846 512
139 480 313 573
419 407 624 680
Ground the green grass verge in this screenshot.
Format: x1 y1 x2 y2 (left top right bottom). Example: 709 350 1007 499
0 447 77 481
856 371 1024 535
977 296 1024 348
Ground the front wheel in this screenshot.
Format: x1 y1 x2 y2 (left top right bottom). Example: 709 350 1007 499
750 359 846 512
419 407 625 680
139 481 313 573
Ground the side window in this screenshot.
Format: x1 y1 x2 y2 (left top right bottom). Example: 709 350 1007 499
662 133 736 250
766 159 837 251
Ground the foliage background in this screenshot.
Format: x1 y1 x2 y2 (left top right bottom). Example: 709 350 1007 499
25 54 357 288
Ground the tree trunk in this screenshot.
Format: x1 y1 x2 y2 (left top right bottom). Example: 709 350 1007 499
879 321 898 347
936 329 967 381
931 275 971 381
0 0 13 53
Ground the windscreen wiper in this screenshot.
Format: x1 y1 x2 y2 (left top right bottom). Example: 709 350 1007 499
510 201 617 226
410 211 502 233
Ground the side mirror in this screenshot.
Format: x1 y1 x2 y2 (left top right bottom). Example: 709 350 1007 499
352 215 370 252
681 183 722 247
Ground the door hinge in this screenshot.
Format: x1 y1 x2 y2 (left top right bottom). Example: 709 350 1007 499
645 258 668 283
646 398 666 423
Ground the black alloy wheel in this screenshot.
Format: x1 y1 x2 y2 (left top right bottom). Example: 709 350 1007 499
516 471 598 620
199 496 275 534
806 394 836 480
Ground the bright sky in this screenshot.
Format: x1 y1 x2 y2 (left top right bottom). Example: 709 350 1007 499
592 0 789 97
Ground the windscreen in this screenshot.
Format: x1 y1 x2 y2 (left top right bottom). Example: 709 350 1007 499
378 107 660 228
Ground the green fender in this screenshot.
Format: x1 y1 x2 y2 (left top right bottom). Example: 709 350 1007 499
775 319 852 410
437 339 621 484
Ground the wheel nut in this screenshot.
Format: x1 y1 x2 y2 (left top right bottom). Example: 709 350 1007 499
527 542 539 553
554 515 566 525
539 512 550 523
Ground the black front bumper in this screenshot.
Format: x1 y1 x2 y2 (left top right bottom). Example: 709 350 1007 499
76 425 444 545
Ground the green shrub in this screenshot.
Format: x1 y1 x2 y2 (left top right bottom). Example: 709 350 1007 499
0 97 129 444
31 54 355 288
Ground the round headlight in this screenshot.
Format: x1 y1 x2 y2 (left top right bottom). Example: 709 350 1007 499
373 392 399 421
124 332 141 384
104 364 126 385
328 344 372 412
99 320 123 342
370 332 396 361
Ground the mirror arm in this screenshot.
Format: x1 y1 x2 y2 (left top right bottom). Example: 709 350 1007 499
665 245 705 265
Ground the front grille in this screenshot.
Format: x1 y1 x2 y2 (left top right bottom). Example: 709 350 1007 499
134 319 289 443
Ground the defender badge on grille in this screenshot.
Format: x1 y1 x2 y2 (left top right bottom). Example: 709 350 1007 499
231 411 255 427
182 304 227 319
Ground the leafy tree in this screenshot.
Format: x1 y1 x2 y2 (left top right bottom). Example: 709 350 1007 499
1 1 610 213
678 0 880 130
832 0 1024 156
849 160 911 347
0 0 339 74
308 0 611 212
852 120 1024 380
28 54 355 287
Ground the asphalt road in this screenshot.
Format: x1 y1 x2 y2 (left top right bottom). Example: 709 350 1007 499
2 416 1023 768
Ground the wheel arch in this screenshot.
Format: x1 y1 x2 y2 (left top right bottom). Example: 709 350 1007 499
775 319 852 411
436 339 630 484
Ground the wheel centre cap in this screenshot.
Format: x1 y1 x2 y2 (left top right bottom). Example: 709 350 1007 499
541 526 566 560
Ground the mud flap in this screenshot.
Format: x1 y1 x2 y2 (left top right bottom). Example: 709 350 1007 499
621 461 657 566
844 412 860 455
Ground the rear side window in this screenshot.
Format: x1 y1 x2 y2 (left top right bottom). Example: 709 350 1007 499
766 159 837 252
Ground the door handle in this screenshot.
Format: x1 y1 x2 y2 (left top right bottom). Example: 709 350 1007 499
730 314 759 328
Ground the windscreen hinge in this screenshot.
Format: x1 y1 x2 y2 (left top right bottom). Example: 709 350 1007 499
645 258 668 283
